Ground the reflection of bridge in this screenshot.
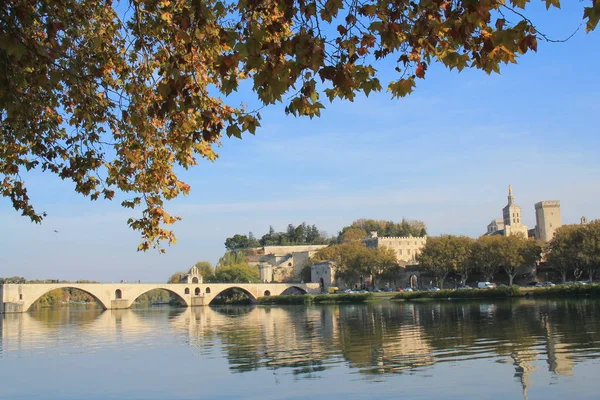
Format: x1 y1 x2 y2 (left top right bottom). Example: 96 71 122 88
0 282 320 313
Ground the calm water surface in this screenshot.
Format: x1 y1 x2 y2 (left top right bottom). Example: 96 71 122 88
1 299 600 400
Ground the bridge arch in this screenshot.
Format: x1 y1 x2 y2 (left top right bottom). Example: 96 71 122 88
280 286 308 296
23 285 110 312
208 286 257 305
128 287 189 308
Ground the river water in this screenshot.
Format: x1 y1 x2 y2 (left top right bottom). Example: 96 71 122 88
1 299 599 400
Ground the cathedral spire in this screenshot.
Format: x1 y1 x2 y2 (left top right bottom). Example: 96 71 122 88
508 185 514 205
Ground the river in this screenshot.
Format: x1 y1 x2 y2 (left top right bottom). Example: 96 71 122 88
1 298 599 399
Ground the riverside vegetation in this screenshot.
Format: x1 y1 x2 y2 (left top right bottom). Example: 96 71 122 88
393 284 600 300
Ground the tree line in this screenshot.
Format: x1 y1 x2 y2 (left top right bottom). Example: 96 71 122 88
546 220 600 283
338 218 427 240
225 223 331 250
225 218 428 250
417 235 542 288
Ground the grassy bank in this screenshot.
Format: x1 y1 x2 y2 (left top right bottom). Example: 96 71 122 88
257 293 373 305
393 286 522 300
392 284 600 301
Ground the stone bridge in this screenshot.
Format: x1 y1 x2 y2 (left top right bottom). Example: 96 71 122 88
0 282 321 313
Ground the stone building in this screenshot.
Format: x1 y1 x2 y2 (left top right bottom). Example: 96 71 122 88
486 218 505 235
362 231 427 265
534 201 561 242
246 245 328 283
311 261 336 289
180 266 203 284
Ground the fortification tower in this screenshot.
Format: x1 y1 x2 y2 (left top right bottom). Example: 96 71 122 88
534 201 561 242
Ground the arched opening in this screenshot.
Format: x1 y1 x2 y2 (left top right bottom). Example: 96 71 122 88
206 287 211 294
28 287 107 311
264 290 271 296
319 278 324 288
192 277 199 284
409 275 418 289
195 287 201 296
185 288 190 294
209 287 256 306
115 289 122 299
131 288 187 308
280 286 307 296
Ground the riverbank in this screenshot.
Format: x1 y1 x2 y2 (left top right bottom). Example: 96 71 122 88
257 293 373 305
392 284 600 300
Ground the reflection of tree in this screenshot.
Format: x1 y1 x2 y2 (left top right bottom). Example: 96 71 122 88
4 298 600 391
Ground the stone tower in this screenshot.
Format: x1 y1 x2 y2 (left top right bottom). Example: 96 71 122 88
502 185 529 237
534 201 561 242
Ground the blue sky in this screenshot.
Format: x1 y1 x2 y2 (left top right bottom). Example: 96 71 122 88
1 3 598 282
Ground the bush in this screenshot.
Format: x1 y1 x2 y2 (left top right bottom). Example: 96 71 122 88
527 283 600 298
257 293 373 305
392 286 522 300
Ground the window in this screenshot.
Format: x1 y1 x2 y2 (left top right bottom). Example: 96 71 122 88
115 289 122 299
195 287 200 295
19 294 23 300
398 250 403 255
192 277 199 284
185 288 190 294
205 287 211 294
264 290 271 296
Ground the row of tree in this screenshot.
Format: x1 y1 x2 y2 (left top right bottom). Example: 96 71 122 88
225 218 428 250
546 221 600 283
225 223 331 250
417 235 542 288
338 218 427 240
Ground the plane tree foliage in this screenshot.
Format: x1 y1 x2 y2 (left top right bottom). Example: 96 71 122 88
312 241 398 289
1 0 598 251
546 221 600 283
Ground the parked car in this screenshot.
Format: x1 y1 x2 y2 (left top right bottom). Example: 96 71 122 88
575 281 589 285
527 282 538 287
428 287 441 291
477 282 497 289
403 288 414 292
457 285 472 289
535 282 555 287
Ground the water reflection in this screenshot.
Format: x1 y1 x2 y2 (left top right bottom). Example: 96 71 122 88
2 299 600 399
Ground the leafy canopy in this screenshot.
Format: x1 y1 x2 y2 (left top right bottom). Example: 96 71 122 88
1 0 597 250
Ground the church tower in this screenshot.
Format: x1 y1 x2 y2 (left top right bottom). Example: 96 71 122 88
502 185 529 237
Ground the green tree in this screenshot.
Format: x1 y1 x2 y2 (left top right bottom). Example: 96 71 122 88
167 271 186 284
497 235 541 286
2 0 597 251
416 235 472 288
581 220 600 282
470 236 503 282
247 232 260 248
218 251 248 268
194 261 216 282
339 227 367 243
225 234 250 250
214 264 260 283
546 225 587 283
